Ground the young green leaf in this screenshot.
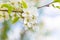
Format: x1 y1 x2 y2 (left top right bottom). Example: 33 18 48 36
1 4 14 14
12 17 19 24
21 0 28 9
56 6 60 9
54 0 60 2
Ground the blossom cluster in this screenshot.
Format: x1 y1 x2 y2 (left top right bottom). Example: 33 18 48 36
0 1 39 30
22 7 39 30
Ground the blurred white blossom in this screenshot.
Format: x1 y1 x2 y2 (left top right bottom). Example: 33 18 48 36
22 7 39 29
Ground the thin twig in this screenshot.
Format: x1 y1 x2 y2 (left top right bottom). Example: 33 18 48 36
37 2 54 9
0 2 54 12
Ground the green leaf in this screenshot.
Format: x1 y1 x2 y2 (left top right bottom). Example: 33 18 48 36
1 21 10 40
56 6 60 9
54 0 60 2
21 0 28 9
12 17 19 24
1 4 14 14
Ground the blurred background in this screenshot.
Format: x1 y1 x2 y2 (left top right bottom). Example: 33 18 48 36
0 0 60 40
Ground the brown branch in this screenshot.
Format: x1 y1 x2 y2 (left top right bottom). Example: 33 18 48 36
37 1 54 9
0 1 54 12
0 9 23 13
